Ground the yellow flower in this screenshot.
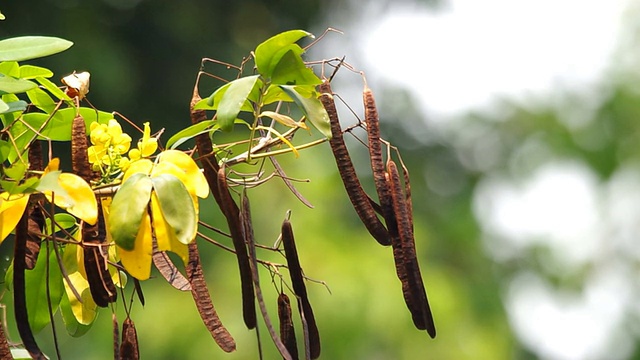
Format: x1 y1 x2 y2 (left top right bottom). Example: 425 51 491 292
138 122 158 157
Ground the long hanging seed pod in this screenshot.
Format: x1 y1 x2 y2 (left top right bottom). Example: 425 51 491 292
387 160 436 338
363 85 398 240
241 195 292 360
278 293 299 360
24 142 45 270
318 81 390 246
113 313 120 360
71 113 117 307
217 167 257 329
281 219 320 359
119 317 140 360
186 242 236 353
13 211 46 360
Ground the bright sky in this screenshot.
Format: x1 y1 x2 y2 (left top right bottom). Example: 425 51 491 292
337 0 635 358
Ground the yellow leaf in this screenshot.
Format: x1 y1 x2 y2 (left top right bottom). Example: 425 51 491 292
62 242 97 325
122 158 153 182
117 209 153 280
53 173 98 225
0 192 29 243
156 150 209 198
150 193 188 264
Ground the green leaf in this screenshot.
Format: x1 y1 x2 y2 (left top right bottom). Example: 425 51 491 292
109 173 153 251
217 75 261 132
46 213 78 233
26 87 56 113
14 107 111 143
4 160 26 181
166 119 216 149
271 47 321 86
0 139 10 162
19 65 53 79
1 93 21 126
279 85 332 138
0 36 73 62
263 84 293 105
36 76 72 102
36 171 70 200
0 98 8 113
0 61 19 77
151 174 196 245
0 74 36 94
26 242 64 333
0 99 27 114
59 291 93 337
206 80 259 112
255 30 312 78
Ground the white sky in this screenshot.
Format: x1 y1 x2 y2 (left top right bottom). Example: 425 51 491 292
338 0 637 359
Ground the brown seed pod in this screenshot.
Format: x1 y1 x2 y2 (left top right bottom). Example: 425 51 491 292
318 81 390 246
281 219 320 359
0 318 11 360
387 160 436 338
186 242 236 352
241 195 292 360
278 293 299 360
13 211 46 360
83 202 117 307
217 167 256 330
113 313 120 360
363 86 399 241
119 317 140 360
70 113 94 182
25 144 45 270
152 250 191 291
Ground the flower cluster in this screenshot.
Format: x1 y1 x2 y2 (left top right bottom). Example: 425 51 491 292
87 120 158 184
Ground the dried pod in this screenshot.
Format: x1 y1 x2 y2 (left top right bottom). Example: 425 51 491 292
13 212 46 360
70 113 94 181
241 195 292 360
186 242 236 353
278 293 299 360
318 81 390 246
217 167 256 329
83 202 117 307
24 201 44 270
387 160 436 338
152 250 191 291
0 320 11 360
119 317 140 360
281 219 320 359
113 313 120 360
363 86 398 241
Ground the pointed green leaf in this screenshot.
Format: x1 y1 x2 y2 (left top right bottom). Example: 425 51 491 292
4 160 26 181
217 75 261 132
26 242 64 333
0 100 27 114
109 173 153 251
255 30 312 78
271 47 321 86
166 119 216 149
14 107 111 143
27 87 56 113
263 84 293 105
151 174 196 245
0 61 19 77
0 74 36 94
0 98 8 113
0 36 73 61
279 85 332 138
36 76 72 102
0 139 10 163
206 78 260 112
1 93 22 126
19 65 53 79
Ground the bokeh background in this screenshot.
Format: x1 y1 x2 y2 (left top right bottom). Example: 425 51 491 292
2 0 640 359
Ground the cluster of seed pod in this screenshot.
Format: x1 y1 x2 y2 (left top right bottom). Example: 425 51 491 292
319 79 436 338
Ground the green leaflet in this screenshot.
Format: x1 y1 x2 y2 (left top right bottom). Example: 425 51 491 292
36 76 72 102
0 36 73 62
254 30 312 78
0 74 36 94
25 242 64 333
270 47 321 86
109 173 153 251
19 65 53 79
152 173 197 245
279 85 332 138
166 119 216 149
216 75 261 132
26 87 56 113
59 292 93 337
